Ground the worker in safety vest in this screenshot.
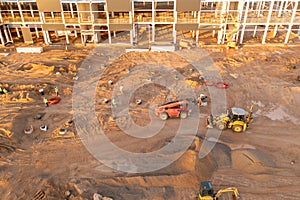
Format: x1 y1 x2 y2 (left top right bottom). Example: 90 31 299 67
55 86 59 96
43 97 49 107
2 88 8 94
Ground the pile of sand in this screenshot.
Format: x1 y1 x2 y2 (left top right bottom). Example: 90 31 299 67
16 63 54 76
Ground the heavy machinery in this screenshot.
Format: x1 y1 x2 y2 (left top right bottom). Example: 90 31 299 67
199 181 239 200
224 20 240 50
155 100 189 120
206 105 253 133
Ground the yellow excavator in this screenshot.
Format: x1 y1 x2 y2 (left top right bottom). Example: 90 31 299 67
198 181 239 200
206 105 253 133
225 23 239 50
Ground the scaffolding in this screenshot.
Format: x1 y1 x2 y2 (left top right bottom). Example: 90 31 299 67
0 0 299 46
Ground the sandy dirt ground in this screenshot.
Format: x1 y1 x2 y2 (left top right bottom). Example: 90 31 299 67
0 41 299 200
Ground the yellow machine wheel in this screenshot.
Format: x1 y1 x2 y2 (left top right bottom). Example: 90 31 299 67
232 125 243 133
217 122 226 130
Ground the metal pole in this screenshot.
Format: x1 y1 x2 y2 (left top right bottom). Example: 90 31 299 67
16 27 20 38
240 0 249 44
273 25 278 37
284 1 298 44
253 25 257 37
151 0 155 43
43 31 49 44
65 31 69 44
46 31 51 44
173 0 177 44
6 25 12 42
0 29 5 45
196 4 201 44
3 28 9 43
17 1 25 25
70 3 74 18
262 0 275 44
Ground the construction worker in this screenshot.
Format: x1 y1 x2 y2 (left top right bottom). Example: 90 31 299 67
54 86 59 96
202 185 209 196
2 88 8 94
119 85 124 94
198 94 208 107
39 88 44 96
43 97 49 107
199 75 206 85
111 98 117 108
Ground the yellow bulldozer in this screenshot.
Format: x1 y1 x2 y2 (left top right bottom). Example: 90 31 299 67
206 105 253 133
198 181 239 200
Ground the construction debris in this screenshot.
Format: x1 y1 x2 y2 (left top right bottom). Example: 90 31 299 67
93 193 102 200
24 125 34 135
40 125 48 132
59 128 67 135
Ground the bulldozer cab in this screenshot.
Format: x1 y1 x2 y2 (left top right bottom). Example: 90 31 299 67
229 108 246 122
199 181 214 198
227 108 247 132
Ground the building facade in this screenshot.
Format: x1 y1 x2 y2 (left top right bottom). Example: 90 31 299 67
0 0 299 46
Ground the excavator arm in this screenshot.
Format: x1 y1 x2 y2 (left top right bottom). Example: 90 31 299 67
214 187 239 199
246 104 253 125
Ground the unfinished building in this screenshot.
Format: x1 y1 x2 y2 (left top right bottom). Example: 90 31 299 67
0 0 299 46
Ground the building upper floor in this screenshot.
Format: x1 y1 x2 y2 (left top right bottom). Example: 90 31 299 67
0 0 299 27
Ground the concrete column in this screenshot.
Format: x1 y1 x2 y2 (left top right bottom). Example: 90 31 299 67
240 0 250 44
16 27 21 38
130 30 133 44
9 5 14 19
3 28 9 43
43 31 49 44
217 30 222 44
262 0 275 44
65 31 70 44
0 30 5 45
108 31 112 44
35 27 39 38
151 0 155 43
70 3 74 18
46 31 51 44
152 25 155 42
129 10 133 45
74 29 78 37
273 25 278 37
195 30 199 43
278 0 285 17
253 25 257 37
196 9 201 43
29 3 35 19
7 26 13 42
173 1 177 45
81 34 84 45
132 25 136 44
17 1 25 24
173 28 176 44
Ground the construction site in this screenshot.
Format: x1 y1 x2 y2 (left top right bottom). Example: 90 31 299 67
0 0 300 200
